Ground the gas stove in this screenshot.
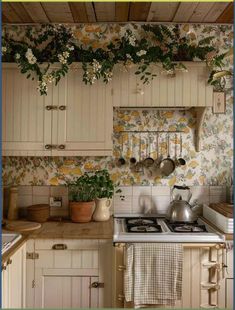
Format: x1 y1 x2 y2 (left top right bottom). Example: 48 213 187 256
113 214 225 243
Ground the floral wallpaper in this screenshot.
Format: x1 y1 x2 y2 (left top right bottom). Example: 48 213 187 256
2 24 233 187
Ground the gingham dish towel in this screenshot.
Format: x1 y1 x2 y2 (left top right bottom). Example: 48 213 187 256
124 243 183 307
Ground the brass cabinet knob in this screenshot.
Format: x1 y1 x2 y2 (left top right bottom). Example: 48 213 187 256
58 144 65 150
46 105 53 110
59 105 66 111
45 144 52 150
7 258 12 265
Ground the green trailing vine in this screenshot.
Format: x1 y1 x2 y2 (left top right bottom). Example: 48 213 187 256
2 24 232 95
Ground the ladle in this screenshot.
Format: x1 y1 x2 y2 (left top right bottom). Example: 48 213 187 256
178 133 186 166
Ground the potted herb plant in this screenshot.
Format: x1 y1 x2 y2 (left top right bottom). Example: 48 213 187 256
68 173 97 223
92 169 121 222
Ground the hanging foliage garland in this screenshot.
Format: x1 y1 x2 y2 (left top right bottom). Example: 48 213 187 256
2 24 232 95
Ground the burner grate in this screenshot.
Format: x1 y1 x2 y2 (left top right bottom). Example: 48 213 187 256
165 220 208 233
125 218 162 233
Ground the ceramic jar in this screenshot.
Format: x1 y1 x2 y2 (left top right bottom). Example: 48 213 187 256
93 198 112 222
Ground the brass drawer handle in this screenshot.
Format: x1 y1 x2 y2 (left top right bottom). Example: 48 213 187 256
117 265 126 271
45 144 52 150
46 105 57 111
59 105 66 111
52 244 67 250
58 144 65 150
91 282 104 288
7 258 12 265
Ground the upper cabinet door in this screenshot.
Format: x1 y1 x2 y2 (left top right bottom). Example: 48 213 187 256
112 62 213 107
2 65 52 156
52 68 113 156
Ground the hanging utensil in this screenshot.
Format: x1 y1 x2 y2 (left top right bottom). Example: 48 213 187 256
130 134 137 165
143 133 154 168
159 134 175 176
178 133 186 166
154 133 160 167
117 134 126 166
135 133 143 172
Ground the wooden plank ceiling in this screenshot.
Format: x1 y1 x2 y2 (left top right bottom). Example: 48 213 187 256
2 2 233 24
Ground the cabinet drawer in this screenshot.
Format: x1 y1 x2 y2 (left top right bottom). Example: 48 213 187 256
35 239 99 250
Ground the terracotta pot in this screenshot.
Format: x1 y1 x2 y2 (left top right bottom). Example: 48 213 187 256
70 201 94 223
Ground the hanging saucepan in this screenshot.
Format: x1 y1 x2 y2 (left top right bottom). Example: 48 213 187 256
159 134 175 176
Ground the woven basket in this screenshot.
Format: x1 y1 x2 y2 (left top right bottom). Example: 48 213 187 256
27 204 50 223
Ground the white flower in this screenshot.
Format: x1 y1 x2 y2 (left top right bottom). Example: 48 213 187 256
66 45 74 51
2 46 7 53
58 54 67 64
28 56 37 65
15 53 21 60
92 59 102 72
128 35 136 47
42 74 55 84
136 50 147 57
37 80 48 94
126 54 132 60
104 71 113 82
25 48 37 64
63 51 69 58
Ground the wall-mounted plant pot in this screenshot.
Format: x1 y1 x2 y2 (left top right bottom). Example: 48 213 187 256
70 201 94 223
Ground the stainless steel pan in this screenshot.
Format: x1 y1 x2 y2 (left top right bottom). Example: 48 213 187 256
159 134 175 176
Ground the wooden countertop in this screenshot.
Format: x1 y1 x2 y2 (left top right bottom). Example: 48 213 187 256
2 217 233 264
2 218 113 263
29 218 114 239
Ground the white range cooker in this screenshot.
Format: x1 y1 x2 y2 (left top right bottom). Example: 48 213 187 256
113 214 225 243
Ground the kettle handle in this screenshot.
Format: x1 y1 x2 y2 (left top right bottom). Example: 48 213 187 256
173 185 190 190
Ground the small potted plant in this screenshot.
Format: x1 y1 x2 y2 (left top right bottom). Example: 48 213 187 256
68 173 97 223
92 169 121 222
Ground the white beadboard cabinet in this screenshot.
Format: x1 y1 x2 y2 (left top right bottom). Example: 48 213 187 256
114 244 231 309
112 62 213 107
1 243 26 309
26 239 113 309
2 64 113 156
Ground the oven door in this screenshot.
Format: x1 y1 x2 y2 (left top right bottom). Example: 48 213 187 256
113 243 226 308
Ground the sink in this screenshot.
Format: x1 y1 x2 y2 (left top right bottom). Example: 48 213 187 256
2 232 22 255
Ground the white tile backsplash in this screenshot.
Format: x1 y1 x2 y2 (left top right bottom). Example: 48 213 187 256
115 186 133 196
18 195 32 208
113 195 132 214
133 186 151 196
33 186 50 196
15 185 229 218
151 195 171 215
132 196 152 214
18 186 32 196
32 195 50 205
50 186 68 196
152 186 170 196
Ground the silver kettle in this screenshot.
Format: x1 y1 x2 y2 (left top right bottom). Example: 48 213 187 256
166 185 198 223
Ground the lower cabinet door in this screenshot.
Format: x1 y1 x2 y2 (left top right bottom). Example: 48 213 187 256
1 267 9 308
1 244 26 309
36 275 99 308
226 279 233 308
